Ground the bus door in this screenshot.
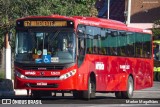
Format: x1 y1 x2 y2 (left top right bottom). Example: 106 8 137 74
76 25 88 90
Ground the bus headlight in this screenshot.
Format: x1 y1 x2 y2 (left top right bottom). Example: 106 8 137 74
15 71 27 79
59 69 76 80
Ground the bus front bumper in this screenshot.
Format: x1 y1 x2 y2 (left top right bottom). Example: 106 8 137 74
14 75 77 91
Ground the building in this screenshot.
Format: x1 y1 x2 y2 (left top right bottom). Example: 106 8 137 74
95 0 160 29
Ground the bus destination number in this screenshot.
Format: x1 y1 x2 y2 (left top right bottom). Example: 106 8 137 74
24 21 67 27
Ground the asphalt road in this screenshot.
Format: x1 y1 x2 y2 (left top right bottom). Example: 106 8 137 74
0 82 160 107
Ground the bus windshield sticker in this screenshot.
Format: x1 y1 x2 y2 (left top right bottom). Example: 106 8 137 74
51 57 59 62
95 62 104 70
43 49 47 55
42 55 51 63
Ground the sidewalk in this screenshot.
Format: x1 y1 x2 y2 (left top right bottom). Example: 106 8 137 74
0 91 15 96
0 79 27 97
0 79 15 97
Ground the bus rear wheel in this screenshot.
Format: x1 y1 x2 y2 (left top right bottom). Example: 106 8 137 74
122 76 134 99
154 72 158 81
157 73 160 81
115 91 122 99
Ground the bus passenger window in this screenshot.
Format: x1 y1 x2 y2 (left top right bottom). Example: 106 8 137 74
93 46 98 54
87 47 92 54
110 47 117 55
101 48 106 55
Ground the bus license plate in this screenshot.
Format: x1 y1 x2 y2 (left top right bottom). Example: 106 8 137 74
37 82 47 86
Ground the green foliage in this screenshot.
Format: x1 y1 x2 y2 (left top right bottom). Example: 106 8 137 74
0 0 97 51
0 71 4 79
152 20 160 37
0 29 4 50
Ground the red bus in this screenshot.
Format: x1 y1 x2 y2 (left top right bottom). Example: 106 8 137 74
14 15 153 99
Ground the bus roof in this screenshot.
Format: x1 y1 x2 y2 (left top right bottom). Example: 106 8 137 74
17 14 152 34
72 16 152 34
17 14 74 21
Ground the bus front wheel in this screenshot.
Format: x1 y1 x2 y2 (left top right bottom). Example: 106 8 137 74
31 90 51 98
83 77 96 100
73 91 83 99
31 90 41 98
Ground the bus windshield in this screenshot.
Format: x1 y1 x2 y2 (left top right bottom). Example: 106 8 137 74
15 29 76 64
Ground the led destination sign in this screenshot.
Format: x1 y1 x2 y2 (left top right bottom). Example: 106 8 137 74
24 21 67 27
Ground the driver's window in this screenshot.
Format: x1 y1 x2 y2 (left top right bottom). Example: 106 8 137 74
77 25 86 67
77 25 86 56
79 39 85 56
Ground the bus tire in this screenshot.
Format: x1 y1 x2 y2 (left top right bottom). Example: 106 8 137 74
83 77 96 100
31 90 51 98
115 92 122 99
73 91 82 99
31 90 41 98
122 76 134 99
90 80 96 98
157 73 160 81
154 72 158 81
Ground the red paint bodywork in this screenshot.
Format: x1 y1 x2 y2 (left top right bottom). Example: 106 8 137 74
14 15 153 92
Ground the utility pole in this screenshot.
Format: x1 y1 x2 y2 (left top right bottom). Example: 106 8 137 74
5 32 11 80
127 0 131 25
107 0 110 19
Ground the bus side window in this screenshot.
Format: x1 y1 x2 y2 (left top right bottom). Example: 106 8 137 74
127 32 134 57
87 47 92 54
101 48 106 55
135 33 143 57
143 34 152 58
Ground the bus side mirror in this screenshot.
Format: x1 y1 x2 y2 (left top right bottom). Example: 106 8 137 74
8 32 13 41
77 29 85 39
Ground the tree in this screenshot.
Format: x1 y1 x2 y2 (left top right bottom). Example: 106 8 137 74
153 19 160 39
0 0 98 50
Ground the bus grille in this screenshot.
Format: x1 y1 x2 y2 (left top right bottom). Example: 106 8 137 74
26 83 59 88
23 65 64 70
26 76 60 80
14 62 64 70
